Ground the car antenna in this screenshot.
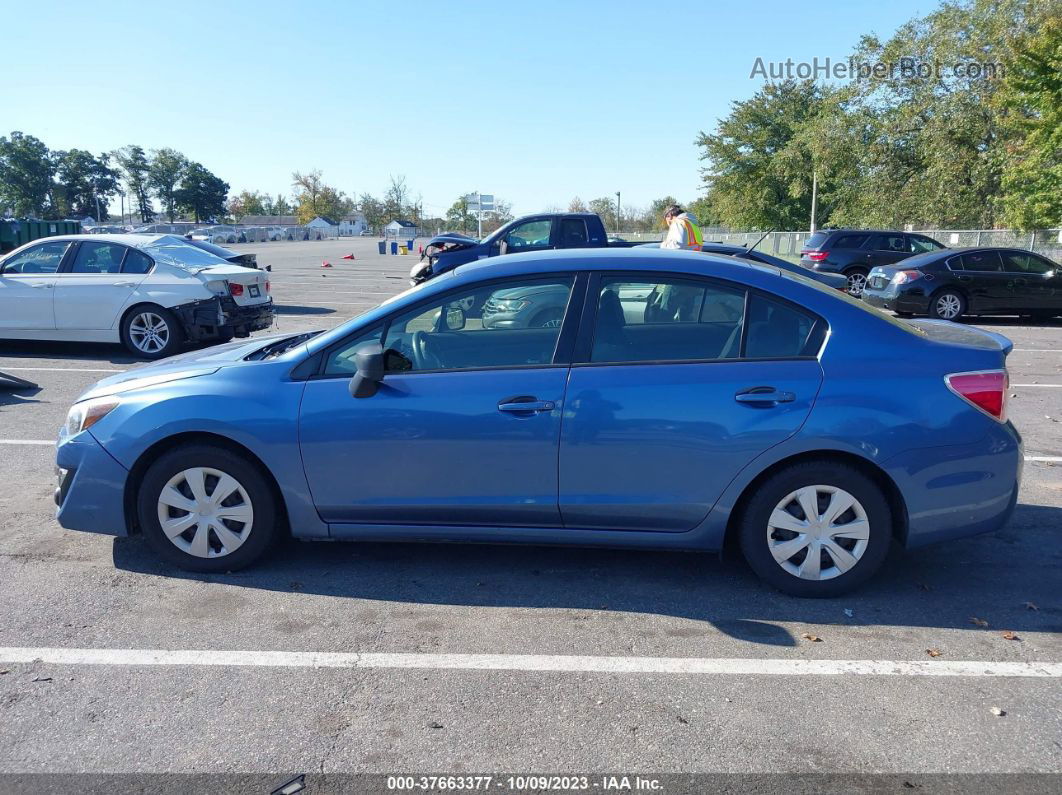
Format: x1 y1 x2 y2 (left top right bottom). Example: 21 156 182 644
746 229 773 253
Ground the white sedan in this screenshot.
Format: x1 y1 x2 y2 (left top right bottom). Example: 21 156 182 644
0 234 275 359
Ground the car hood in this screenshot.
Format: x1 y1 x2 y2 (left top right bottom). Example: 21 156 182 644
424 233 480 248
76 332 298 401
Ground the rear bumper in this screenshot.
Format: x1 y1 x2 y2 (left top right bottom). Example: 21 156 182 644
863 290 931 314
55 431 130 536
173 297 275 341
884 421 1023 548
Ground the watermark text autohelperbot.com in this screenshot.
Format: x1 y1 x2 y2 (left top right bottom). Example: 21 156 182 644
750 56 1003 81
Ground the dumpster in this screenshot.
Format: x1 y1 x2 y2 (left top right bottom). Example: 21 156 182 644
378 241 386 255
407 238 414 251
1 218 81 254
390 241 398 255
399 246 408 255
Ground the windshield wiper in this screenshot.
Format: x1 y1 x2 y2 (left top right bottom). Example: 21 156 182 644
246 331 322 360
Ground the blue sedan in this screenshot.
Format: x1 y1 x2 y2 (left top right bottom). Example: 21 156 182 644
55 249 1022 596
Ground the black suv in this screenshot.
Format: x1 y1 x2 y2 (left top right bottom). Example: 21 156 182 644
800 229 946 296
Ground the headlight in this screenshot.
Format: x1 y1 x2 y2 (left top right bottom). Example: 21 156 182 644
491 299 530 312
65 397 121 437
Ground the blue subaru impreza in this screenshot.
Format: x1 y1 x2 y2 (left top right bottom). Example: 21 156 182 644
55 249 1022 596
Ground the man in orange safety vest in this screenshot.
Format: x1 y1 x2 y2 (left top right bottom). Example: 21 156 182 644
660 204 703 251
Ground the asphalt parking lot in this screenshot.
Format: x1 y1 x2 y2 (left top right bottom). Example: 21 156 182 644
1 239 1060 786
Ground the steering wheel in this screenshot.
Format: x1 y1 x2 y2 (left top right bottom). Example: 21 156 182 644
412 330 444 370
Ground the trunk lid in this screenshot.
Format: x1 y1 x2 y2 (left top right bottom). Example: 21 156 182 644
198 264 270 306
907 319 1014 356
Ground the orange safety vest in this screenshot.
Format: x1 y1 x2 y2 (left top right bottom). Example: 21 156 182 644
681 218 703 251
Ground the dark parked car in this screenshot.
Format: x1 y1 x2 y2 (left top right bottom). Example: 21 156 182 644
800 230 946 296
638 242 849 291
862 247 1062 321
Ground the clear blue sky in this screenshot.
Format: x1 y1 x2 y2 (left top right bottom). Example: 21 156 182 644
7 0 933 217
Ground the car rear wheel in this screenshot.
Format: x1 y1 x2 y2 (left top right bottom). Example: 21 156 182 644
844 269 869 297
120 306 184 359
739 461 892 597
931 290 966 321
137 444 277 572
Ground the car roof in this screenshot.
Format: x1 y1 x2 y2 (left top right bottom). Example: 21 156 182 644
22 233 170 248
455 246 773 279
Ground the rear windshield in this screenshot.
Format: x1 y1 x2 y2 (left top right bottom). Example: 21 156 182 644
803 232 828 250
142 240 230 270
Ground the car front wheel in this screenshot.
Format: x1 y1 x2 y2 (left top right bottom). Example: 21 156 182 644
120 306 184 359
137 444 278 572
739 461 892 597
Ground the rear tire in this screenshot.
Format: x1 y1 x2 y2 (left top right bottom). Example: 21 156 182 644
137 444 277 573
930 289 966 321
739 461 893 597
120 305 184 359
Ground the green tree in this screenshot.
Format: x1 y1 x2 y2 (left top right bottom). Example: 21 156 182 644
695 80 831 230
174 162 229 223
292 170 353 224
227 189 267 221
148 148 188 222
646 196 681 230
445 195 478 233
262 194 292 217
996 12 1062 228
0 131 56 217
55 149 120 220
358 193 385 232
114 145 154 222
589 196 617 230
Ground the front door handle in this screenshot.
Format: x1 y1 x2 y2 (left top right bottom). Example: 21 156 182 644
735 387 796 406
114 281 136 288
30 282 52 288
498 396 555 413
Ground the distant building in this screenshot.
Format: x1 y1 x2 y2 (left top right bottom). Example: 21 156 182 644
306 216 337 229
338 213 368 236
384 219 419 239
240 215 299 227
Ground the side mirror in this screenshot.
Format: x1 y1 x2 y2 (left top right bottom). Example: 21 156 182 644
445 306 466 330
348 343 384 398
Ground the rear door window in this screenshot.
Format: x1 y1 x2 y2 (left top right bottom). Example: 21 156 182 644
70 242 126 274
558 218 588 247
865 234 906 252
833 234 869 249
589 276 745 363
908 236 943 254
959 251 1003 272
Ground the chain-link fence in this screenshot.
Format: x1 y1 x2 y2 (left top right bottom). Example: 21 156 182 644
614 228 1062 263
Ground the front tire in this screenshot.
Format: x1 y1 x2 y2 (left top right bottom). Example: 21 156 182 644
120 306 184 359
137 444 277 572
930 289 966 321
739 461 893 597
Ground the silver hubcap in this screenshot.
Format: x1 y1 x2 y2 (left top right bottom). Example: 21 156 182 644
541 317 562 328
936 294 961 319
846 273 867 296
156 467 254 558
129 312 170 353
767 485 870 581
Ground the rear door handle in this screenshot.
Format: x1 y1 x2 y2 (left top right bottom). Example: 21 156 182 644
735 387 796 405
114 281 136 288
498 396 555 413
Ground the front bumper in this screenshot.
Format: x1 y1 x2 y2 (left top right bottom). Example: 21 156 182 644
55 431 130 536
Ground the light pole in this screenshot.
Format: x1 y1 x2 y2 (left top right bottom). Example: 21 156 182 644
809 170 818 234
615 191 621 234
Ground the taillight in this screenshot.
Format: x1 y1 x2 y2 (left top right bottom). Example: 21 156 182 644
229 283 244 297
892 269 922 285
805 251 828 262
264 280 270 293
945 370 1007 421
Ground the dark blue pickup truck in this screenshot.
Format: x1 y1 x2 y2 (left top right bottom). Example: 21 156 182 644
411 212 636 283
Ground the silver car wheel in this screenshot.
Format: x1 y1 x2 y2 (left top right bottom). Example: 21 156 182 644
846 272 867 296
767 485 870 581
156 467 254 559
128 311 171 354
936 294 962 319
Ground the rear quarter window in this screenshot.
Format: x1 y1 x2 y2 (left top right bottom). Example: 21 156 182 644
803 233 828 250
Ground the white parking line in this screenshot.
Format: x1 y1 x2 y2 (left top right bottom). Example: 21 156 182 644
1026 456 1062 463
1011 383 1062 388
1012 349 1062 353
1 646 1059 677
